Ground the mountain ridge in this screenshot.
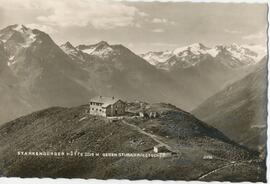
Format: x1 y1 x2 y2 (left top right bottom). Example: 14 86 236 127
193 57 267 153
0 24 266 125
141 42 266 70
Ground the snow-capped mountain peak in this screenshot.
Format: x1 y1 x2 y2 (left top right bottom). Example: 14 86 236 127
76 41 116 58
0 24 36 47
140 50 173 66
0 24 72 71
95 41 109 47
12 24 28 33
173 43 209 55
61 41 74 49
141 43 213 70
76 41 109 52
142 43 266 70
241 44 267 60
1 24 31 36
60 41 79 56
60 41 87 62
220 43 266 67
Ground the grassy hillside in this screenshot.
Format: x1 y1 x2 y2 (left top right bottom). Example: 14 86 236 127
0 103 266 181
193 58 267 153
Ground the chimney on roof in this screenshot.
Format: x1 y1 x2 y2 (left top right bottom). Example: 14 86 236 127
112 96 114 100
100 96 102 98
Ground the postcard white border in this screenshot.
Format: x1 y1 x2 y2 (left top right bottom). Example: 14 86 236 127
0 0 268 184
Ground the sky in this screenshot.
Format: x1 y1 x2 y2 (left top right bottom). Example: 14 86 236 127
0 0 268 53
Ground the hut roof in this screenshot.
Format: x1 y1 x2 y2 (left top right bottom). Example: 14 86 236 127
90 96 121 107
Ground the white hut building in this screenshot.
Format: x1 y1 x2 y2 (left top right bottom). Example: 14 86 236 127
89 96 126 117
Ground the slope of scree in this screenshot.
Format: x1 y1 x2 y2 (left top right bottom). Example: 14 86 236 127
0 103 265 181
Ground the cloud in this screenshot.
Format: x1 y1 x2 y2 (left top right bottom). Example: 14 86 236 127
0 0 38 10
134 23 142 28
243 31 265 40
150 42 178 47
151 29 165 33
127 43 134 48
152 18 176 25
224 29 241 34
152 18 167 24
26 24 57 34
0 0 147 29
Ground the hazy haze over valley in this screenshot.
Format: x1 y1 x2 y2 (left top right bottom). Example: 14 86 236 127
0 23 267 124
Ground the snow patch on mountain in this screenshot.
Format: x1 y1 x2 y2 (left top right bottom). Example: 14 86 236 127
81 47 96 55
7 60 16 66
21 32 36 48
91 47 114 57
81 46 114 57
207 48 219 57
9 56 14 60
1 39 7 43
7 56 16 66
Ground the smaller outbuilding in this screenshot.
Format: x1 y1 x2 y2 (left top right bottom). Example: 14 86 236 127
153 144 170 153
203 155 213 160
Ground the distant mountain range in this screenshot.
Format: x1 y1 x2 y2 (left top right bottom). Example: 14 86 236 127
0 24 267 124
141 43 265 70
142 43 266 110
